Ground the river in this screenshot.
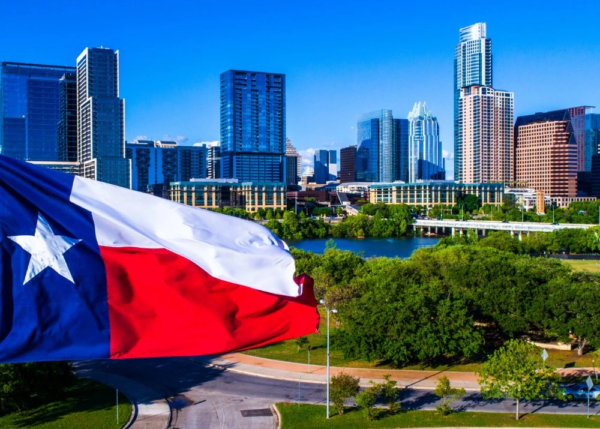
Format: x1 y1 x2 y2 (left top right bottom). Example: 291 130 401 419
287 236 440 258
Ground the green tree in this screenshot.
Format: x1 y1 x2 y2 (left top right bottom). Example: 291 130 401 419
478 340 563 420
434 375 465 415
0 362 74 413
330 372 360 415
379 375 401 414
355 383 380 421
548 272 600 356
294 336 309 352
265 210 274 220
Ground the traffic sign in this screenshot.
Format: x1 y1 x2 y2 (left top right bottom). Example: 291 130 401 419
586 375 593 390
541 349 548 361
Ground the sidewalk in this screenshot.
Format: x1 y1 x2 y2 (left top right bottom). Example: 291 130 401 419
195 353 596 392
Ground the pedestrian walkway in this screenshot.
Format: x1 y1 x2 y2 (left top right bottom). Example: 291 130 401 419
75 362 171 429
195 353 596 392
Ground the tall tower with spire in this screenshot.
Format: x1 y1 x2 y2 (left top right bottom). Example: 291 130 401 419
408 102 444 182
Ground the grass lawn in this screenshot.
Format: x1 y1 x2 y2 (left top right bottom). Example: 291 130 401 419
277 403 600 428
244 308 597 372
564 259 600 273
0 377 131 429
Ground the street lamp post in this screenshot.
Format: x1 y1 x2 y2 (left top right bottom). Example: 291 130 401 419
319 299 337 419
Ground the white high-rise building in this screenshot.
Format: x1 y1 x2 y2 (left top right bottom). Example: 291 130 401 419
285 138 302 178
408 102 444 182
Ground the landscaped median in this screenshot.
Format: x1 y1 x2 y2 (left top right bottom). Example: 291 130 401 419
0 377 130 429
276 403 600 428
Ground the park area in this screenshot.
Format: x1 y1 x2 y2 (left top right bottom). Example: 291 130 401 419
0 377 129 429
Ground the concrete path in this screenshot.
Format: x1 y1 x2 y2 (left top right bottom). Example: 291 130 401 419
201 353 596 392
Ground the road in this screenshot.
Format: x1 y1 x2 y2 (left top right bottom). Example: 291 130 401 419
77 357 600 429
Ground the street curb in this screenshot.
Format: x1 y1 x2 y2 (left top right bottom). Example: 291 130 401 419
271 403 282 429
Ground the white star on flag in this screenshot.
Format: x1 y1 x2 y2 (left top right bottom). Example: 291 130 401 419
8 213 81 285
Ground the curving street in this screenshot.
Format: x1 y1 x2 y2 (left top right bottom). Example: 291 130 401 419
75 356 600 429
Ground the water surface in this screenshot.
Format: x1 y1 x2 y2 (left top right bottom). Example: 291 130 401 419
287 237 439 258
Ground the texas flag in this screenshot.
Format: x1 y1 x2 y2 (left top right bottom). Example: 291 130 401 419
0 155 319 363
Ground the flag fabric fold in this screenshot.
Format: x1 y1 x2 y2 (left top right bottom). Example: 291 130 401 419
0 155 319 363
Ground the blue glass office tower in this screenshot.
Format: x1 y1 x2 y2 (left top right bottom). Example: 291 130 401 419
314 149 330 184
454 23 492 181
356 110 408 182
0 62 75 161
220 70 285 182
77 47 130 187
408 102 444 182
585 113 600 171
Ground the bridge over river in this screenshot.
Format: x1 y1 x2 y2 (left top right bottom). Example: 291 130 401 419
413 219 596 240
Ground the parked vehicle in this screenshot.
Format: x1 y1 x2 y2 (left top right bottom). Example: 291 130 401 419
562 383 600 401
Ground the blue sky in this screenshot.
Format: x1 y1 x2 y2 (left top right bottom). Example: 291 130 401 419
2 0 599 179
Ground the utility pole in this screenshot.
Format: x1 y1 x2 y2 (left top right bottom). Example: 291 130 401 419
319 299 337 419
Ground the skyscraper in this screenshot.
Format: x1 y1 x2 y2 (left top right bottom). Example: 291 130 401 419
568 106 595 171
408 102 444 182
57 72 77 162
356 110 408 182
77 47 130 187
586 113 600 171
457 85 513 184
220 70 285 182
454 23 493 180
515 110 578 197
285 138 302 179
313 149 330 184
0 62 75 161
126 140 207 193
328 150 337 180
340 145 357 183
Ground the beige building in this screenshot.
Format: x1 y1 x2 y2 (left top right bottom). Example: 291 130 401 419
515 115 578 197
456 85 514 185
170 180 286 212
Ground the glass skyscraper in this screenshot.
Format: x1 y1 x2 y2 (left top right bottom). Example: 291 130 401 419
314 149 330 184
408 102 444 182
220 70 285 182
356 110 408 182
585 113 600 171
454 23 492 180
0 62 75 161
77 47 130 188
57 72 77 162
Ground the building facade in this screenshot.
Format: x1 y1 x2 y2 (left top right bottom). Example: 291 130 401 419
77 47 130 187
408 102 444 182
370 181 504 208
285 155 298 185
126 140 207 193
285 138 302 179
170 179 286 212
339 145 357 183
0 62 76 161
454 23 493 179
207 144 221 179
586 113 600 171
57 72 77 162
313 149 337 184
356 110 408 182
515 109 578 197
457 85 514 184
220 70 285 182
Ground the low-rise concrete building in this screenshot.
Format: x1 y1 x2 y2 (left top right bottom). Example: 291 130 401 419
170 179 286 212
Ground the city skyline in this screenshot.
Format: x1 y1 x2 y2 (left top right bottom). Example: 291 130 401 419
1 1 598 180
